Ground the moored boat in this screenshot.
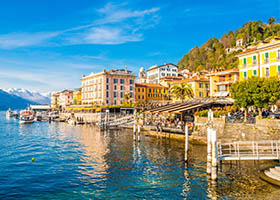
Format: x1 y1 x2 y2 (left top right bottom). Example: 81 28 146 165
19 110 34 124
6 109 13 118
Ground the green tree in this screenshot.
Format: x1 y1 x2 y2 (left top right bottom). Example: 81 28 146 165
268 16 276 25
170 83 194 103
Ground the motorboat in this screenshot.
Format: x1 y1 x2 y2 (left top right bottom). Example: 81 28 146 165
19 110 34 124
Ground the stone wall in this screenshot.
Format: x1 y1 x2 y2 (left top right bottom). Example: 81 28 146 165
193 117 280 143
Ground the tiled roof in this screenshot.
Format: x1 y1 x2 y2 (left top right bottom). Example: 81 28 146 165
135 83 167 88
173 75 209 83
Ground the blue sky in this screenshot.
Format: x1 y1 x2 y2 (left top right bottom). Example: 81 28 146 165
0 0 279 92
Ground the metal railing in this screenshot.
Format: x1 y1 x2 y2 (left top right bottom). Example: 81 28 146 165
217 140 280 161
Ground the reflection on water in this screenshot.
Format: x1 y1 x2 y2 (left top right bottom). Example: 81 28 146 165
0 112 280 199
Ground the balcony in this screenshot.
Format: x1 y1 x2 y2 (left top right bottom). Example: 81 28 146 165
215 78 234 85
264 58 269 64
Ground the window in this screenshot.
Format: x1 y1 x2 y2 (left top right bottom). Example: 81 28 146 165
138 95 140 99
142 95 144 99
199 83 203 88
172 69 177 72
106 78 109 83
114 78 118 84
130 93 133 98
172 74 176 76
120 79 124 84
159 89 161 93
265 68 270 77
253 55 256 60
218 85 226 91
167 73 171 76
120 92 124 98
153 94 156 97
205 83 209 89
142 88 144 92
121 86 124 90
243 58 246 64
253 70 257 76
149 88 151 92
253 55 257 65
199 92 203 97
114 100 117 105
243 72 247 78
114 92 117 98
161 68 165 71
138 88 140 92
129 80 134 84
153 89 156 93
161 73 165 76
130 86 133 91
106 85 109 90
106 100 109 104
114 85 117 90
265 52 269 58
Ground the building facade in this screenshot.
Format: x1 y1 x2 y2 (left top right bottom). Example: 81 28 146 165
73 88 82 105
135 83 168 104
81 69 136 105
51 92 60 109
171 74 210 101
147 64 178 84
238 37 280 81
59 90 74 108
209 69 239 97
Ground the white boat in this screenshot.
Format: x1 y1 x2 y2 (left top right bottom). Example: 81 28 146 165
6 109 13 118
68 119 76 125
19 110 34 124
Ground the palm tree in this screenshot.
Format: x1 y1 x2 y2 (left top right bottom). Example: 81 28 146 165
170 83 194 103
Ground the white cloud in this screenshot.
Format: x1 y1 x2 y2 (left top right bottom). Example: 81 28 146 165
0 32 60 49
0 2 160 48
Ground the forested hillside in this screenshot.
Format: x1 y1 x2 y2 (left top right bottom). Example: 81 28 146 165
178 17 280 72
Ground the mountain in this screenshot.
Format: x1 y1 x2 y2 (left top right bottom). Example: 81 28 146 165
178 17 280 72
0 89 36 110
3 88 51 104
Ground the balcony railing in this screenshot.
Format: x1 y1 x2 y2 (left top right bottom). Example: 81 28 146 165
264 58 269 64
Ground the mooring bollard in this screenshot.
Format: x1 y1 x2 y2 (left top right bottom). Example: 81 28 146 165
137 125 141 142
133 124 136 141
211 129 218 181
185 125 189 162
207 128 212 175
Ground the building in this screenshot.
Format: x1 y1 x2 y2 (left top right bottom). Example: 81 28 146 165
136 67 147 83
209 69 239 97
73 88 82 105
135 83 168 104
51 92 60 109
81 68 136 105
237 37 280 81
170 74 210 101
147 63 178 84
59 90 74 108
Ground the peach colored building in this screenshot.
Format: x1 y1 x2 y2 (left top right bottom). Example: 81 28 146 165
59 90 74 108
81 69 136 105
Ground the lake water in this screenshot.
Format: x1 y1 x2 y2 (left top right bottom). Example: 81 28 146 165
0 111 279 199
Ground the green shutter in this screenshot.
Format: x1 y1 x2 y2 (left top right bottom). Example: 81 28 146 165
265 52 269 57
243 58 246 64
253 55 256 60
244 72 247 77
278 65 280 71
253 70 257 75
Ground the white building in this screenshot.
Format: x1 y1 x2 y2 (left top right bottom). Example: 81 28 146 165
146 64 178 84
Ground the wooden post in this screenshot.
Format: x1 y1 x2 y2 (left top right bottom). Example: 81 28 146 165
137 125 141 142
207 127 212 175
133 124 136 141
211 129 218 181
185 124 189 162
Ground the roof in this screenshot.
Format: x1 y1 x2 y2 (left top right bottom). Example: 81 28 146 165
172 75 209 84
135 83 167 88
210 68 239 76
30 105 51 110
147 63 178 72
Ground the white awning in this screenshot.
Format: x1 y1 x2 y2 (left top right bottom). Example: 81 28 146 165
214 91 229 97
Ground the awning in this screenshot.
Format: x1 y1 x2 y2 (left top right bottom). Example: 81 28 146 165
214 91 229 97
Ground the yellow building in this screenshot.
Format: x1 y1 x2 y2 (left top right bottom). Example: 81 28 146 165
209 69 239 97
171 74 210 101
237 37 280 81
135 83 168 104
73 88 82 105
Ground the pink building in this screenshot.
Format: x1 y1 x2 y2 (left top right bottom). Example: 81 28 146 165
81 69 136 105
59 90 74 108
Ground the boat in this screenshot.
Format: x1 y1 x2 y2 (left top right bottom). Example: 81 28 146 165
6 109 13 118
67 119 76 125
13 111 18 119
19 110 34 124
